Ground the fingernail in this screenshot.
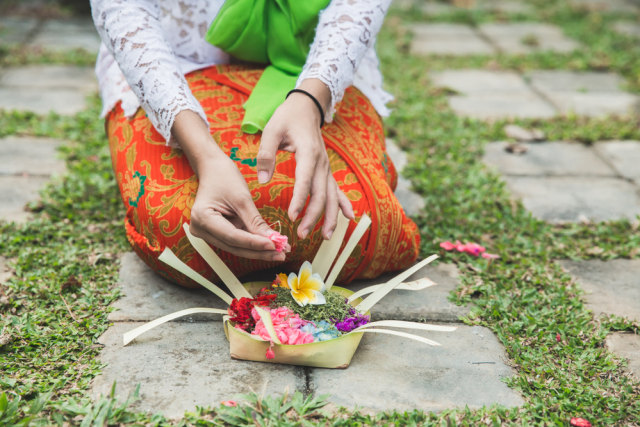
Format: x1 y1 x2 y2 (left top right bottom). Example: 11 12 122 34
258 170 269 184
299 228 308 239
290 210 299 221
326 229 334 240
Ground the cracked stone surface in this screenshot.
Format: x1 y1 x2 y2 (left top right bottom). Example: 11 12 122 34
409 23 494 56
312 325 524 412
483 139 640 222
594 140 640 183
503 176 640 222
527 71 640 117
91 322 305 419
606 333 640 380
0 136 66 223
0 65 97 115
478 23 580 54
28 18 101 53
560 259 640 322
431 70 556 119
483 141 615 177
93 253 521 417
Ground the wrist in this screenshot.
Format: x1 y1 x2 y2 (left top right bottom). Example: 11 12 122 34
296 78 331 117
172 110 226 176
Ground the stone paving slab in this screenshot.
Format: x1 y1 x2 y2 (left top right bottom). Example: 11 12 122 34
0 136 65 176
110 253 467 323
420 0 534 15
504 176 640 222
570 0 639 12
0 65 97 115
559 259 640 322
349 263 469 323
311 325 523 412
386 139 425 217
614 21 640 38
0 175 49 223
28 18 101 53
108 253 225 322
479 23 580 54
91 322 305 419
594 140 640 182
0 17 38 45
431 70 556 120
606 333 640 379
409 23 494 56
527 71 640 117
483 141 616 177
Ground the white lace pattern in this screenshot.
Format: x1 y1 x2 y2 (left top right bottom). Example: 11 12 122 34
90 0 392 144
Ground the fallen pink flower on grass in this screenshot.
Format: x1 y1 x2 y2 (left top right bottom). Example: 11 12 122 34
221 400 237 407
441 240 499 259
481 252 500 259
269 232 289 253
556 333 561 343
570 417 592 427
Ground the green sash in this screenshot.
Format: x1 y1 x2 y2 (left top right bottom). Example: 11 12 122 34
206 0 330 133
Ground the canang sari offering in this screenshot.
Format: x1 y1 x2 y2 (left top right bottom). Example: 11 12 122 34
124 213 456 369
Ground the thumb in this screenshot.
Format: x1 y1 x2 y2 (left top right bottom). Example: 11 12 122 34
256 125 281 184
236 198 277 240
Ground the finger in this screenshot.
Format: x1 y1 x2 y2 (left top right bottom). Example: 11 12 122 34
256 124 281 184
288 151 316 223
297 162 328 239
337 186 355 220
235 197 281 243
322 177 339 240
191 214 285 261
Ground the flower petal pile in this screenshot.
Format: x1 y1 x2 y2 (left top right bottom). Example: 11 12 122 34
440 240 499 259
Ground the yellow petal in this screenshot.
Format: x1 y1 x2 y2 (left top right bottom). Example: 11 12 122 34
305 273 326 292
306 290 326 305
291 289 309 306
287 272 299 291
277 273 289 288
298 261 312 285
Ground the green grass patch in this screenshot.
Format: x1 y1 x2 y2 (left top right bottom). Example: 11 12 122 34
1 0 640 424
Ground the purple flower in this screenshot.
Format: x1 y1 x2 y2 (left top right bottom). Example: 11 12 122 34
334 313 370 333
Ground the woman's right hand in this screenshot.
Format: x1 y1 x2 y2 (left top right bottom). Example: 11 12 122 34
172 110 288 262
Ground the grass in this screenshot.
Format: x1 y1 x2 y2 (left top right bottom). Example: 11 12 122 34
1 0 640 425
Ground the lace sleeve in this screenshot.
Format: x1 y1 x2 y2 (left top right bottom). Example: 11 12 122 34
90 0 208 145
297 0 392 122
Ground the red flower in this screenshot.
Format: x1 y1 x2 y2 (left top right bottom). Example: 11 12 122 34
221 400 237 407
570 417 592 427
556 333 561 343
228 292 277 331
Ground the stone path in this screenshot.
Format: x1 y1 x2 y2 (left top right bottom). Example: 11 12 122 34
0 16 97 223
431 69 639 119
483 140 640 222
91 146 523 418
92 253 523 418
410 22 580 56
0 136 66 223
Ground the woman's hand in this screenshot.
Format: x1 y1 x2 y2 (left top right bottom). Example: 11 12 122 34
172 110 288 262
257 79 355 240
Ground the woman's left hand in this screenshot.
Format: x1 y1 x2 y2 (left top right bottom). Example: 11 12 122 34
257 78 355 241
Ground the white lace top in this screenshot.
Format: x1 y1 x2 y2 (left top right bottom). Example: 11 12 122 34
90 0 393 144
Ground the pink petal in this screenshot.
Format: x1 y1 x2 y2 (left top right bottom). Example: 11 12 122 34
269 232 288 253
481 252 499 259
570 418 592 427
454 241 467 252
221 400 237 407
265 345 275 360
440 241 456 251
463 242 486 256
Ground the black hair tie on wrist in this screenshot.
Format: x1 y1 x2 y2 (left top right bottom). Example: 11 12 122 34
286 88 325 128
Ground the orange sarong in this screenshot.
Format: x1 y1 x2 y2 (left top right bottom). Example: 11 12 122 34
106 65 420 288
